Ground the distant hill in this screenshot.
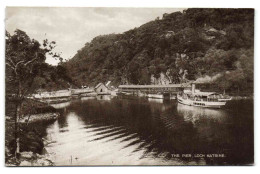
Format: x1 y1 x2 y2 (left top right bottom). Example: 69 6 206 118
63 8 254 94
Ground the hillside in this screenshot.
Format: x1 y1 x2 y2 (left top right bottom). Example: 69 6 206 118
63 8 254 94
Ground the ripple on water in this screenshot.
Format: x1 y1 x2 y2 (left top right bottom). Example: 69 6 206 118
44 98 253 165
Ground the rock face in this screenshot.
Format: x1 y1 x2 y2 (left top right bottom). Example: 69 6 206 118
12 112 60 154
19 160 32 166
6 151 54 166
151 73 172 85
5 99 58 166
19 151 54 166
20 131 45 154
8 130 45 155
20 151 34 160
6 133 55 166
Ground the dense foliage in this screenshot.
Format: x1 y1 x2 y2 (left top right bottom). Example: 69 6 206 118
5 29 64 158
64 8 254 94
6 30 73 94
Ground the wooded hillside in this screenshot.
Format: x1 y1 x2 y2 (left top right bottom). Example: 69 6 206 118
64 8 254 94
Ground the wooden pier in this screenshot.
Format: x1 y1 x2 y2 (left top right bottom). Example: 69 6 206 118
118 83 191 95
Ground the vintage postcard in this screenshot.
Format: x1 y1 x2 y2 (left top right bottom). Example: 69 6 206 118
5 7 254 166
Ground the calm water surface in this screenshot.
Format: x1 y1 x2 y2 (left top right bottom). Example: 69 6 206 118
44 96 253 165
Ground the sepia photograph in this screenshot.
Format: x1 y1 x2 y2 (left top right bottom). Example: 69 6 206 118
4 6 254 166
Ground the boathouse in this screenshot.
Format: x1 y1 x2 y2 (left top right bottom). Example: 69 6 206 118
94 83 111 94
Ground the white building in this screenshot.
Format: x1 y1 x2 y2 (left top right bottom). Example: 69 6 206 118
94 83 111 94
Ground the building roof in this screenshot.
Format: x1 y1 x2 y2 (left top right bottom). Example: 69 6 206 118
194 92 217 96
184 91 217 96
95 83 104 89
118 83 191 89
105 81 111 87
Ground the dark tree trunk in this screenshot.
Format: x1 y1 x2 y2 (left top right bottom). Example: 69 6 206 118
14 102 21 158
14 81 22 158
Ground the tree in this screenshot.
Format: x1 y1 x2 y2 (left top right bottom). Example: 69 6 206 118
63 8 253 92
5 29 62 158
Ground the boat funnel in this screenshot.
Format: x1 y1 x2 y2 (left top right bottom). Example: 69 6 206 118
192 83 195 95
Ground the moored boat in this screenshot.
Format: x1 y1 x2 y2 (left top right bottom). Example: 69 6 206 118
177 84 231 109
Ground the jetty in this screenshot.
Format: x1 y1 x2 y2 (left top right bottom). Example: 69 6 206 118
118 83 191 99
32 83 193 102
118 83 191 93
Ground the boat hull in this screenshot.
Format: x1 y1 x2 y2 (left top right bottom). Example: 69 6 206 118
177 96 226 109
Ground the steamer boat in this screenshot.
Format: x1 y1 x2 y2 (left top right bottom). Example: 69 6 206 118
177 84 232 109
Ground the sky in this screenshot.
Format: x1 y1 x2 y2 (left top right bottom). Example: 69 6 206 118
5 7 184 65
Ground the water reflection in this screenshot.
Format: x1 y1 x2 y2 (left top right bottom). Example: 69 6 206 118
96 95 114 101
51 101 71 109
177 103 228 125
44 97 253 165
148 98 163 103
80 96 96 101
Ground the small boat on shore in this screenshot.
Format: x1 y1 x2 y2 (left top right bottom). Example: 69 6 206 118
177 84 231 109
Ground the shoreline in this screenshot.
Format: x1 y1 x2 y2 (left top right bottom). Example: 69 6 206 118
5 98 60 166
5 112 59 166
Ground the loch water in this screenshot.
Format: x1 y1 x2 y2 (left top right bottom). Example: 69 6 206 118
42 96 253 166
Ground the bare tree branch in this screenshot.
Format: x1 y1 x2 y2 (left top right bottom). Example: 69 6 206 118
6 57 16 68
14 60 25 75
6 62 15 70
24 57 37 66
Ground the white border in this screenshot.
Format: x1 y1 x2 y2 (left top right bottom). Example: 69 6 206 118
0 0 259 174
